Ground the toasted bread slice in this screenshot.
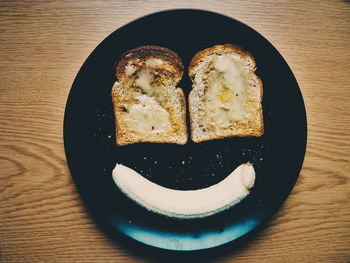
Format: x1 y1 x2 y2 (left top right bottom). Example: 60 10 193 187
188 44 264 143
112 46 187 146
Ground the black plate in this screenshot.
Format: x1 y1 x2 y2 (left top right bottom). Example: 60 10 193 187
64 9 307 251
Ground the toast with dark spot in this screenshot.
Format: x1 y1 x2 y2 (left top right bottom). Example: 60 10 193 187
112 46 187 146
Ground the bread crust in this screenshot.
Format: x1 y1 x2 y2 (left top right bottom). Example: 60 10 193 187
116 45 184 85
176 87 188 138
189 44 256 78
188 44 264 143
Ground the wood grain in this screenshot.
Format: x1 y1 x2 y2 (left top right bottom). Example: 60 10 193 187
1 0 350 262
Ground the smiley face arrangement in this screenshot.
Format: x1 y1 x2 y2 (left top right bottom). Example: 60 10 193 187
111 45 263 219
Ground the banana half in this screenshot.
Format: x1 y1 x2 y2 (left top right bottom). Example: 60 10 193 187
112 163 255 219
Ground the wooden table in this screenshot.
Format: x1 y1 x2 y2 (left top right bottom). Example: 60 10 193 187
1 1 349 262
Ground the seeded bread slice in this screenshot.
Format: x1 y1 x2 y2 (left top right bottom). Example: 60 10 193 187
188 44 264 143
112 46 187 146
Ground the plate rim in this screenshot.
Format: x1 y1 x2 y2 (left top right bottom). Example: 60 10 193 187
63 8 308 252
